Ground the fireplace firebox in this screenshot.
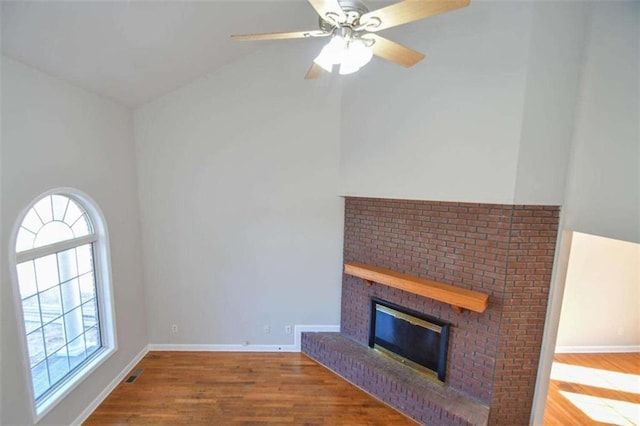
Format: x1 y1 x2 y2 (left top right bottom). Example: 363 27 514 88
369 297 451 382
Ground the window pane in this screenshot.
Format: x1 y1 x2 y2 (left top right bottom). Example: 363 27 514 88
76 244 94 276
51 195 69 222
63 201 83 227
71 214 91 238
22 295 42 334
82 299 99 329
67 334 86 363
85 326 101 355
22 208 43 234
60 278 81 313
16 227 36 252
33 196 53 224
34 221 74 248
57 248 78 283
15 193 108 409
27 330 46 367
43 318 65 356
17 261 38 298
32 361 50 400
39 286 62 323
64 307 84 342
79 273 95 304
48 346 69 386
35 254 59 292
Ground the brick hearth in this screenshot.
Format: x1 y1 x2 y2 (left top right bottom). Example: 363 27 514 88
303 332 489 425
301 197 559 425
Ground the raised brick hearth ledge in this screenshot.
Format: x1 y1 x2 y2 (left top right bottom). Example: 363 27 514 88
302 332 489 425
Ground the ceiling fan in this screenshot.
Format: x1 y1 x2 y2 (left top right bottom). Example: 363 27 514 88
231 0 470 79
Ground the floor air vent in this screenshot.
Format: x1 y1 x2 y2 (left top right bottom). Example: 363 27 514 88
125 368 144 384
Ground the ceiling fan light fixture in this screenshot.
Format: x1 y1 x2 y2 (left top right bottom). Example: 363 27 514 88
339 39 373 75
313 51 334 72
232 0 471 79
338 61 359 75
315 35 373 75
313 35 347 71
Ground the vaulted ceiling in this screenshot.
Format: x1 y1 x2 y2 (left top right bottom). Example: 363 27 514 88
1 0 397 107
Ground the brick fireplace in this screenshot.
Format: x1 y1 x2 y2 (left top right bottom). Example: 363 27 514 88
302 197 559 425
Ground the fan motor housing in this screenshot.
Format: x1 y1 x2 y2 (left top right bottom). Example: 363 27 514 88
318 0 370 31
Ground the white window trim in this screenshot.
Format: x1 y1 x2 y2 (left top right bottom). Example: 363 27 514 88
16 234 98 264
8 188 118 423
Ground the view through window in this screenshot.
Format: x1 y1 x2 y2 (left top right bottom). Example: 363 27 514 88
15 194 102 402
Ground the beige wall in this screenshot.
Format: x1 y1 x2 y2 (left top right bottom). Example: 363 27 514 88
556 232 640 350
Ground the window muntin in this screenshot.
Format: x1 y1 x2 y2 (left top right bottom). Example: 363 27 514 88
16 194 93 253
14 194 104 404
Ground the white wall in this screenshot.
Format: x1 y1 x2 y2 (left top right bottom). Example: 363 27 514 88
556 232 640 349
340 2 534 204
513 2 588 205
134 43 344 346
0 53 4 425
340 1 631 212
0 57 147 425
532 3 639 423
563 1 640 243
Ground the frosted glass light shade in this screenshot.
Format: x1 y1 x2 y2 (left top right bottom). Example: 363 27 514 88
314 36 347 72
339 40 373 75
314 36 373 75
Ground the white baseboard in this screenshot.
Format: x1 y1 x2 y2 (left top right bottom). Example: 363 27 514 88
148 324 341 353
148 343 300 352
555 345 640 354
72 344 149 425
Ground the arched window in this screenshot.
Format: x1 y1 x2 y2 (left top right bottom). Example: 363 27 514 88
11 189 116 420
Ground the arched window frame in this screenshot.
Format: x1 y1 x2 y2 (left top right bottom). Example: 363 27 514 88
9 188 118 422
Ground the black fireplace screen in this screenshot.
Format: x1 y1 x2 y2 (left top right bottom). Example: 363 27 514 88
369 297 450 382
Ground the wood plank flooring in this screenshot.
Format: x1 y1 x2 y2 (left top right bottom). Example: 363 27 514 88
544 352 640 426
85 351 640 425
84 351 417 425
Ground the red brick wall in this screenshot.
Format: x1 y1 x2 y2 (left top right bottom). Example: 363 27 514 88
488 206 559 424
342 197 559 424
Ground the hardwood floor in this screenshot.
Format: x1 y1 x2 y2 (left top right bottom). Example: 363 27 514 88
84 351 417 425
544 352 640 426
84 351 640 425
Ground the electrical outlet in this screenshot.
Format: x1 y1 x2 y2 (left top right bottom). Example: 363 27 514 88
285 325 292 334
171 324 178 333
263 325 270 334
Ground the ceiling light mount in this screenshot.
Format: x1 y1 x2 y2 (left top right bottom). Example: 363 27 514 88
319 0 370 32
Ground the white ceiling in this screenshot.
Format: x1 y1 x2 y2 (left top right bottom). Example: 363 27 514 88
1 0 342 107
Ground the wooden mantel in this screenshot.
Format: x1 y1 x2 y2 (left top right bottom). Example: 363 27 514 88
344 262 489 314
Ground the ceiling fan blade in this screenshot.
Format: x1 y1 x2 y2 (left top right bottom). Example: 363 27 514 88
360 0 470 32
308 0 346 23
305 63 329 79
366 34 425 67
231 30 329 41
